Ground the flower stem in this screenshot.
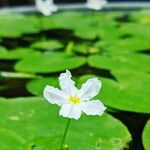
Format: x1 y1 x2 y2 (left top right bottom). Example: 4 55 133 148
65 41 74 55
59 118 71 150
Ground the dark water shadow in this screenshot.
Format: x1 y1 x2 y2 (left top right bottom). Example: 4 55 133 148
0 79 33 98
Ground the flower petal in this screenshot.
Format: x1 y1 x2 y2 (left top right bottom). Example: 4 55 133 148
78 78 102 100
59 104 81 120
80 100 106 116
59 70 78 96
43 85 68 106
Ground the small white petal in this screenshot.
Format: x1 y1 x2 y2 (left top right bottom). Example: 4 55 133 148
86 0 107 10
80 100 106 116
43 85 68 106
78 78 102 100
36 0 58 16
59 70 78 96
59 104 81 120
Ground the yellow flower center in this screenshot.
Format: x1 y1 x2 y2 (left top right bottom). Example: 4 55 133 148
68 96 81 105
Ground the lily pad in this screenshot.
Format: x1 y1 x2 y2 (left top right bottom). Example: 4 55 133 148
0 97 131 150
74 19 119 40
42 11 85 30
31 39 63 51
26 76 77 96
78 71 150 113
15 53 86 73
130 10 150 24
120 23 150 38
0 128 24 150
103 37 150 53
0 97 5 100
0 48 41 60
0 46 8 57
26 77 59 96
42 11 120 40
102 70 150 113
143 120 150 150
0 13 40 38
88 53 150 73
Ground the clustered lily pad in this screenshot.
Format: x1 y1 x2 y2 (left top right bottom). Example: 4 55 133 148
0 9 150 149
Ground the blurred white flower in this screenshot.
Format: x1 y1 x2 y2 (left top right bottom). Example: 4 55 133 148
86 0 107 10
43 70 106 120
35 0 58 16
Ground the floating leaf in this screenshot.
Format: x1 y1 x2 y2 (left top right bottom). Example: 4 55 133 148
26 77 59 96
120 23 150 38
0 46 7 56
0 48 41 60
88 53 150 73
26 76 77 96
102 70 150 113
42 11 84 30
74 18 119 40
103 37 150 53
143 120 150 150
0 97 5 100
0 97 131 149
31 39 63 51
15 53 86 73
0 13 40 38
42 11 120 40
0 128 24 150
130 10 150 24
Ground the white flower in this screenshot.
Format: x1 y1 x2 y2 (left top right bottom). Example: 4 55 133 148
43 70 106 120
86 0 107 10
35 0 58 16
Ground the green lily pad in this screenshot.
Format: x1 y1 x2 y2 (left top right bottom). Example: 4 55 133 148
0 48 41 60
26 76 77 96
15 53 86 73
0 97 131 149
88 53 150 73
0 13 39 38
104 71 150 113
0 46 8 57
0 46 6 51
26 77 59 96
80 15 119 40
130 10 150 24
103 37 150 53
120 23 150 38
31 40 63 51
101 70 150 113
74 18 119 40
42 11 85 30
42 11 120 40
78 71 150 113
143 120 150 150
0 128 24 150
0 97 5 100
